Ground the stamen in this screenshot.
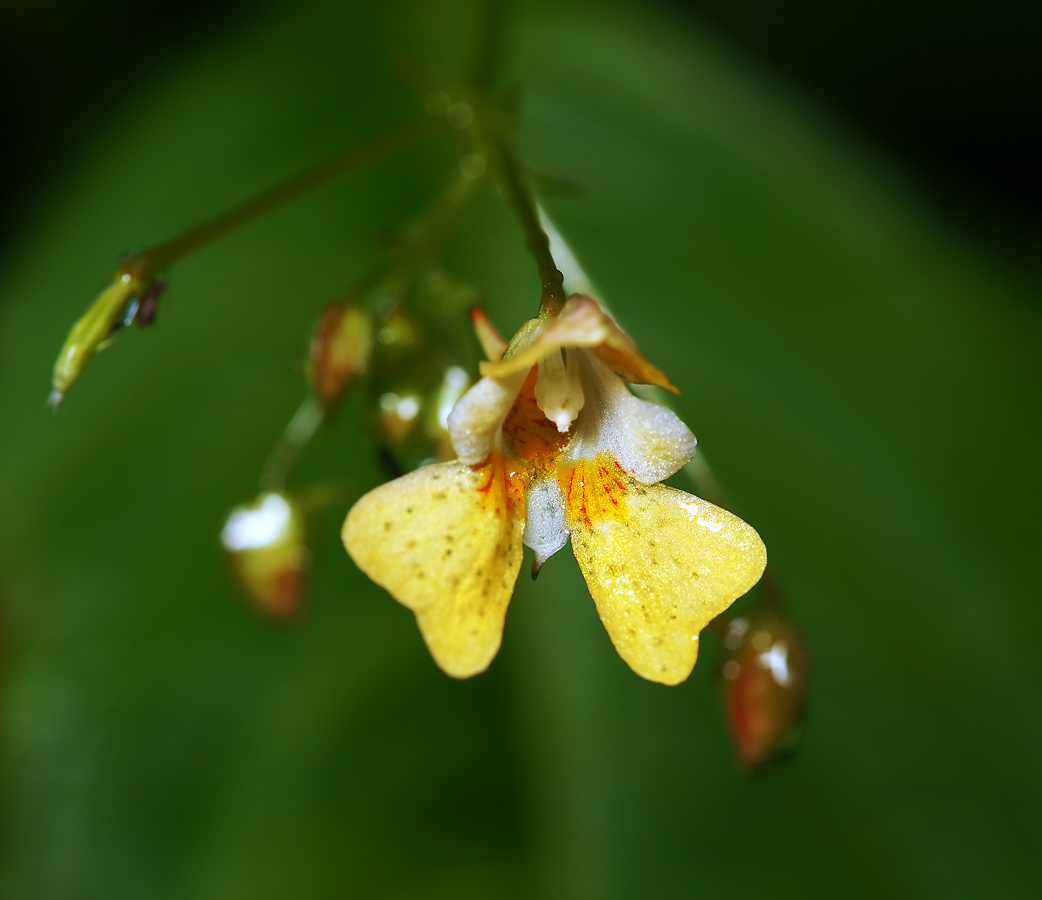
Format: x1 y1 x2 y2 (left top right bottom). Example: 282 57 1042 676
534 349 585 433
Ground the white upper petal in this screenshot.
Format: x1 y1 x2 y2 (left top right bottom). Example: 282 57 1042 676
564 352 697 483
447 369 528 465
522 473 570 574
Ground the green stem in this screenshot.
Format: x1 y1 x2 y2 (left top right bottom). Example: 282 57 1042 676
123 117 431 281
260 395 327 491
470 0 505 92
486 134 565 316
466 0 560 311
397 168 478 265
50 117 432 403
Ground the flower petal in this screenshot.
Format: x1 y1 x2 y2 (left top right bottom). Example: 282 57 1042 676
564 469 766 685
342 457 525 678
480 295 678 392
566 353 697 483
471 307 508 361
447 369 528 465
523 473 570 575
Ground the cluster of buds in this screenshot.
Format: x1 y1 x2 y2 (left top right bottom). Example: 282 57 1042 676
221 269 482 617
719 606 810 769
306 272 479 473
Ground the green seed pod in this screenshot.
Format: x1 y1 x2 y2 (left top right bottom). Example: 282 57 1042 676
50 269 166 405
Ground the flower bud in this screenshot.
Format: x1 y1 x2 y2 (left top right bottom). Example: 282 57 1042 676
220 492 311 620
307 302 374 409
719 609 810 768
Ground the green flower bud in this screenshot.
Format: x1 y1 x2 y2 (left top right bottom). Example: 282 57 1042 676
50 269 165 406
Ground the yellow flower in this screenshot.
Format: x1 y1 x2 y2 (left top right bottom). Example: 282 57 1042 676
342 295 766 684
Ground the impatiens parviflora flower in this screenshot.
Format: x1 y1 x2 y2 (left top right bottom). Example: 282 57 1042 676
343 295 766 685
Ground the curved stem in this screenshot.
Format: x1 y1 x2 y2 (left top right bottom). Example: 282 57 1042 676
124 116 431 281
397 168 478 266
260 396 327 491
486 134 566 316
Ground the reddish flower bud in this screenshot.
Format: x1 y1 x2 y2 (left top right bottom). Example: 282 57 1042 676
220 492 311 620
307 303 374 409
719 609 810 769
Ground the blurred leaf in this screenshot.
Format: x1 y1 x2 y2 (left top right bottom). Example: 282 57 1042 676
1 0 1040 898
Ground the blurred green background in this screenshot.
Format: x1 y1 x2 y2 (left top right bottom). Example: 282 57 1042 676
1 0 1040 897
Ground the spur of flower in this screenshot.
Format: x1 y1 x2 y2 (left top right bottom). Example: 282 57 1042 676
342 295 766 684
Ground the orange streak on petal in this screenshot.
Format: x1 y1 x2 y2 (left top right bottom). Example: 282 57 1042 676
473 450 530 517
557 453 631 530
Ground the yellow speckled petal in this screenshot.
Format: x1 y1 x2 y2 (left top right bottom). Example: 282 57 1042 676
342 457 526 678
562 462 766 685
